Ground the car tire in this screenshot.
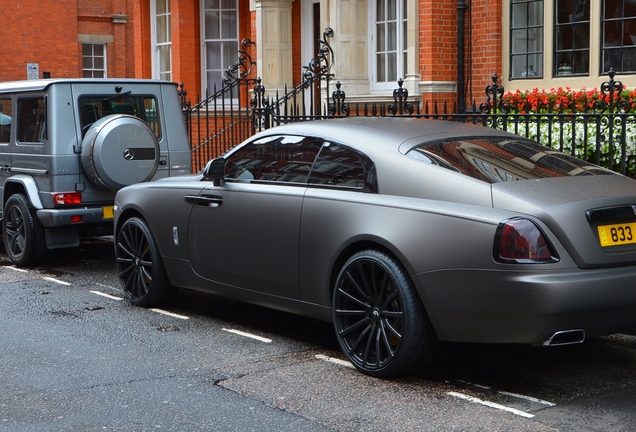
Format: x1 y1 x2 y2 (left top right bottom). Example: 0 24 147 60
2 193 46 267
115 217 177 307
332 249 438 377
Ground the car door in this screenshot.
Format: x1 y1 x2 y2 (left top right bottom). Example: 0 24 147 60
0 96 12 213
187 134 323 299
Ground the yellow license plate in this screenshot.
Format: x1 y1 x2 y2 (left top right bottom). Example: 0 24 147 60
102 206 114 220
597 222 636 247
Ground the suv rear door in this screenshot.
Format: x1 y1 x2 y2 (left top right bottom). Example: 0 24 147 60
0 95 12 213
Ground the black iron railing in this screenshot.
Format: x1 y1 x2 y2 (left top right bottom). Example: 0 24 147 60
183 32 636 177
476 70 636 176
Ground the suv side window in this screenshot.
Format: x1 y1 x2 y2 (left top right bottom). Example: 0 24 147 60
17 97 46 144
225 135 323 184
78 95 160 138
309 141 378 192
0 97 12 143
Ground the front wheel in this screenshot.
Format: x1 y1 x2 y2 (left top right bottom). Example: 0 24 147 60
115 217 177 306
2 193 46 266
332 250 438 377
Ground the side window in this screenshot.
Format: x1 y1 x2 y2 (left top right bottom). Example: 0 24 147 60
17 97 46 144
602 0 636 73
225 135 323 184
0 98 12 143
510 0 544 79
372 0 408 91
202 0 239 96
82 44 107 78
308 142 377 192
554 0 590 76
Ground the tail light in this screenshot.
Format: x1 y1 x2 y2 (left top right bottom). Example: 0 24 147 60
54 192 82 206
494 218 559 264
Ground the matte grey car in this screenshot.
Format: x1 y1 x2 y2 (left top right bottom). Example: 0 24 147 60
113 117 636 377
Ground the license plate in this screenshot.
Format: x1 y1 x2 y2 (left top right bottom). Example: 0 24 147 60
597 222 636 247
102 206 114 220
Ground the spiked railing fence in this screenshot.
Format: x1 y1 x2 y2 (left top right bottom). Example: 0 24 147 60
183 33 636 177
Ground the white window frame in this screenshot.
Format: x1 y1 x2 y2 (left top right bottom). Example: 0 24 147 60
151 0 172 81
82 44 107 78
200 0 240 97
370 0 407 92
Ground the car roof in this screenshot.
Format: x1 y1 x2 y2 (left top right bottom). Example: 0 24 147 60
256 117 519 155
0 78 176 93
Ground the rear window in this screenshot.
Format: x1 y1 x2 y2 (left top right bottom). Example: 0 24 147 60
78 95 160 138
406 137 616 183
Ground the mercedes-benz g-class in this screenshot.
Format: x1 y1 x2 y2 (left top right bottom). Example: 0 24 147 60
0 79 192 266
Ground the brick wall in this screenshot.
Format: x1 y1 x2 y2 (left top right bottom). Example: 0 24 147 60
171 0 200 92
0 0 79 81
467 0 503 104
419 0 458 83
0 0 143 82
418 0 502 106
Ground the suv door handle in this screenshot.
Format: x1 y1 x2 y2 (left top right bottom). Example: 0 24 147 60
184 194 223 207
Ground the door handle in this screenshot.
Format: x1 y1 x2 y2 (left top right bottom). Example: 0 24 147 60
184 194 223 207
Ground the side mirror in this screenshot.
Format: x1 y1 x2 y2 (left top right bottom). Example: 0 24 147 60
204 157 226 186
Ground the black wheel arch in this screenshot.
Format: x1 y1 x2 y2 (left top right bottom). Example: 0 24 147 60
2 181 28 209
328 237 442 340
115 207 145 234
328 238 414 306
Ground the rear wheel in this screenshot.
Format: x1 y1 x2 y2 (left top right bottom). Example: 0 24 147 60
332 250 438 377
115 217 177 306
2 193 46 266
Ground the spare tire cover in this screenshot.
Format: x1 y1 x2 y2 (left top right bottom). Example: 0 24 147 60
81 114 160 191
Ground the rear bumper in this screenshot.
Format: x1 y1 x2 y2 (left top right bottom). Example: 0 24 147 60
37 207 113 228
415 266 636 345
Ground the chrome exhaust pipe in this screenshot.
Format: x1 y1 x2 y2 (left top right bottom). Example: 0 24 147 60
543 329 586 346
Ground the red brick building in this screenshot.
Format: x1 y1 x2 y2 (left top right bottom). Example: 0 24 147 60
2 1 635 109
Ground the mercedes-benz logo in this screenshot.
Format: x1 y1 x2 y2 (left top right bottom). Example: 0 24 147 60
123 149 135 160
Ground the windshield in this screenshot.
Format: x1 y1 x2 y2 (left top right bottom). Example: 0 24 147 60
78 95 160 139
406 137 616 183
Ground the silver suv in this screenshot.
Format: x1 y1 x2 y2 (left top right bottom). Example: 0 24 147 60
0 79 192 266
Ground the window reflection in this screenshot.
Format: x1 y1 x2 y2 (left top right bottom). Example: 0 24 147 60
224 135 377 192
78 96 160 138
407 137 615 183
309 142 368 189
17 97 46 144
225 135 323 184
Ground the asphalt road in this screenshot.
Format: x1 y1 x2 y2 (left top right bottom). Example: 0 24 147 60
2 237 636 431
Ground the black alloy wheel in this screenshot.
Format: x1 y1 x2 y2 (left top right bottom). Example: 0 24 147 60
115 217 176 306
2 193 46 266
332 250 438 377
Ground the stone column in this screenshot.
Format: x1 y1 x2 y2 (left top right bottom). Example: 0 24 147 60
326 0 370 96
252 0 294 92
